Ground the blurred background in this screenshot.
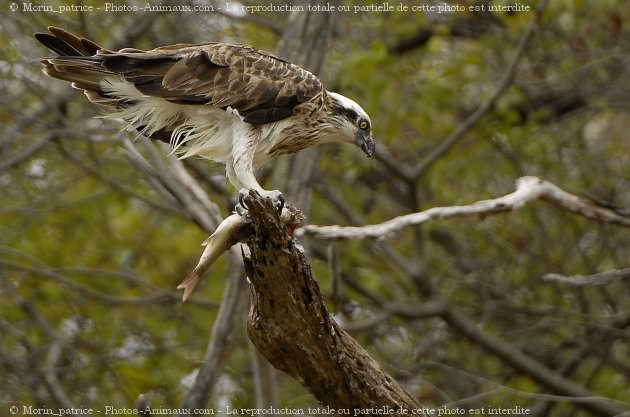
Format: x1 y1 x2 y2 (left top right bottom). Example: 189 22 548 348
1 0 629 415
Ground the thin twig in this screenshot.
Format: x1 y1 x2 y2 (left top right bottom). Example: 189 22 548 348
57 140 183 216
0 259 218 307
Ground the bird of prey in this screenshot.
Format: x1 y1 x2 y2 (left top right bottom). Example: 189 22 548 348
35 27 375 213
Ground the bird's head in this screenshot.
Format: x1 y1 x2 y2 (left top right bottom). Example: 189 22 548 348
325 92 375 157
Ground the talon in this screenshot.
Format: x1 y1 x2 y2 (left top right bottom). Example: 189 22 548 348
238 188 249 210
276 193 285 212
264 189 284 212
235 203 251 223
236 188 283 214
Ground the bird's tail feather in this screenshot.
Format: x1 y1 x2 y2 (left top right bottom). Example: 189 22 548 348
35 27 115 102
42 59 111 90
35 27 102 57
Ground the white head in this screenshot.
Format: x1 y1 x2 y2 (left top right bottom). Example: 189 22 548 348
325 92 375 157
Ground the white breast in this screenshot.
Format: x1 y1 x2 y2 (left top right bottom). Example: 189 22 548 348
101 77 240 164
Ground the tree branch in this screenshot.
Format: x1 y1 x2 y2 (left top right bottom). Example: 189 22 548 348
543 268 630 286
297 176 630 240
241 192 425 413
441 306 629 417
249 340 279 411
413 0 548 178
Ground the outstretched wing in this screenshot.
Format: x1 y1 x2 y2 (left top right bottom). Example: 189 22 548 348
35 27 324 125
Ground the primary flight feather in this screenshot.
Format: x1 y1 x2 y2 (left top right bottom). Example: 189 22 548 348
35 27 375 212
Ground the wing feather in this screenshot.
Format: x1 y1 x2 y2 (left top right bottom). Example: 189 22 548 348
35 27 324 125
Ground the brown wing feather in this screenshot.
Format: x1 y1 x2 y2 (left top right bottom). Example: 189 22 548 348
35 27 324 125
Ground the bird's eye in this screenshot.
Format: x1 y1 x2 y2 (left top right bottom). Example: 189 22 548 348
359 120 369 130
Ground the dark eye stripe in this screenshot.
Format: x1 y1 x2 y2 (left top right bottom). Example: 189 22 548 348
344 108 358 122
329 99 361 124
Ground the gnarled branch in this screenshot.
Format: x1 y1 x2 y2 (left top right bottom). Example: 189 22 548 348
242 192 424 413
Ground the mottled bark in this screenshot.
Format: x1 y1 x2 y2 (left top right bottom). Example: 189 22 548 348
242 192 423 413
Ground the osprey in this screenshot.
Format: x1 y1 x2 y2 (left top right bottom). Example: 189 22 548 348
35 27 375 213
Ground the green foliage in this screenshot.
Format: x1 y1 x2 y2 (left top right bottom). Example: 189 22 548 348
1 0 629 414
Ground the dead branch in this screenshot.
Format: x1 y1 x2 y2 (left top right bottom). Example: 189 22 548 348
297 176 630 240
242 192 425 414
543 268 630 286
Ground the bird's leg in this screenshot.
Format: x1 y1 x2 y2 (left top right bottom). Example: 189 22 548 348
228 147 284 218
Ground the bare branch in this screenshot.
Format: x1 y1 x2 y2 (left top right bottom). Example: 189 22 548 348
373 144 416 184
413 0 548 178
543 268 630 286
243 192 425 412
0 258 215 307
43 335 76 410
441 305 630 417
428 361 630 410
122 139 224 232
0 136 50 172
297 176 630 240
342 274 445 321
1 278 59 341
56 140 183 216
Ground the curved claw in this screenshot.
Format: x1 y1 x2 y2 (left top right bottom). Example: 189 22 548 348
238 189 249 211
236 188 284 214
235 203 246 217
235 203 252 223
275 193 285 212
235 190 251 223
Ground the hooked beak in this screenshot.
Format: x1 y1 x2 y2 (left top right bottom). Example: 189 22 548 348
357 131 375 157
